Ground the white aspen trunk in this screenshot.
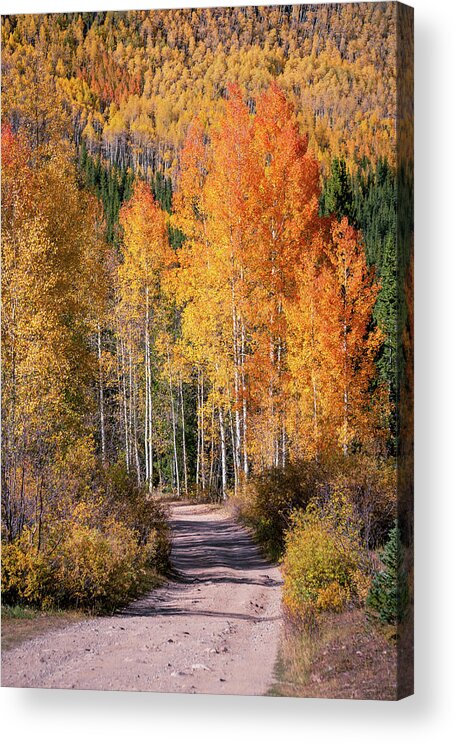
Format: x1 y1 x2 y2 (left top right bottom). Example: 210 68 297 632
144 292 149 484
120 338 130 472
200 370 205 491
234 373 241 483
196 368 200 490
167 349 180 498
128 340 134 472
97 325 106 464
179 376 188 496
241 322 249 477
209 401 215 491
133 367 141 486
147 349 153 488
343 260 349 457
231 292 241 486
219 407 227 500
281 418 286 469
144 287 153 491
144 334 149 483
269 331 277 468
229 408 238 496
310 303 319 460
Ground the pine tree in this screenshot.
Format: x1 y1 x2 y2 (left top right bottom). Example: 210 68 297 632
320 157 356 226
367 521 408 625
374 232 398 396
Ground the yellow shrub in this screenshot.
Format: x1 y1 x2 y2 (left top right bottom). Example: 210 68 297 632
351 568 373 607
316 582 349 612
282 497 367 622
56 520 142 610
1 470 170 613
1 531 55 606
2 518 166 612
283 520 356 619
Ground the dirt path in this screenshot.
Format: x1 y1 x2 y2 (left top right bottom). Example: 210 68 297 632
1 503 283 695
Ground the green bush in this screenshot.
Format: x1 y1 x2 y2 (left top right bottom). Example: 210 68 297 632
366 521 408 625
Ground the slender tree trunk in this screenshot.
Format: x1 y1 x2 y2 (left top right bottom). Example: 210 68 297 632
97 325 106 465
343 260 349 457
231 296 241 487
144 287 153 491
133 367 141 485
120 338 130 472
145 337 149 483
200 370 205 490
128 343 134 470
196 368 200 490
35 475 43 555
209 401 216 491
179 376 188 495
269 327 277 468
281 417 286 469
241 322 249 478
219 407 227 500
167 349 180 497
229 408 238 496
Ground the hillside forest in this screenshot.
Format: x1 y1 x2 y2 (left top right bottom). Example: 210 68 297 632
1 3 413 644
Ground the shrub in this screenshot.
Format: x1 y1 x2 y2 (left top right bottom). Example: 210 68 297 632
1 531 55 607
282 495 367 623
327 455 396 550
316 582 349 613
234 459 327 560
56 520 143 611
1 465 171 613
366 521 408 625
233 455 396 560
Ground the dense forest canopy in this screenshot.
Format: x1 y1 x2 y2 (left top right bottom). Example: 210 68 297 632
2 4 397 178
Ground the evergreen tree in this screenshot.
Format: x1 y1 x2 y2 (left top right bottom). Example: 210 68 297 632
320 157 357 226
366 521 408 625
352 157 397 270
374 231 398 396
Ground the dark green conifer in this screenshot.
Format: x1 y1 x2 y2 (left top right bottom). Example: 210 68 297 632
366 521 408 625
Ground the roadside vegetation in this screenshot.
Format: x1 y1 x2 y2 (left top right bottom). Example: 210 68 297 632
232 454 412 699
1 605 88 652
2 466 170 615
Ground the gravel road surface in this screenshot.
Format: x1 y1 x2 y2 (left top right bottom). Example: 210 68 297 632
1 503 283 695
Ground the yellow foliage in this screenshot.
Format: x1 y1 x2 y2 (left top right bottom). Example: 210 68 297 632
1 507 168 612
316 582 349 612
282 495 368 621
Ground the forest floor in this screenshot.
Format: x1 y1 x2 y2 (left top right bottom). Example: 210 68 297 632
1 502 283 694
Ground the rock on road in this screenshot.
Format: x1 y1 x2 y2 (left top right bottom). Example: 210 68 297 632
1 503 283 695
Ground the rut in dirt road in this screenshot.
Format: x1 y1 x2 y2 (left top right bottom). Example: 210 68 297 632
1 503 283 695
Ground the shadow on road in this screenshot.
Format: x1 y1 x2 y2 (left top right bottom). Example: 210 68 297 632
119 511 283 619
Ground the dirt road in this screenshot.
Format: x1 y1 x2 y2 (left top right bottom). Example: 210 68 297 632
1 503 283 695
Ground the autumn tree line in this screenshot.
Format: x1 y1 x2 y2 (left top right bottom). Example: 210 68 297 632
2 82 398 605
2 5 399 182
1 7 413 624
